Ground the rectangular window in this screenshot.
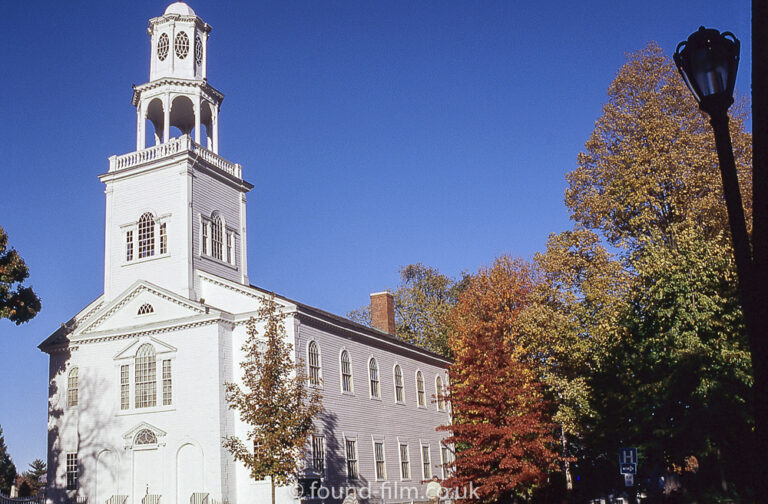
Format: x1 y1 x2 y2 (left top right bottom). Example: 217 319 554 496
345 439 358 479
422 445 431 479
66 453 78 490
135 352 156 408
162 359 172 406
226 232 233 264
399 443 410 480
441 444 451 479
120 365 129 410
159 223 167 254
126 230 134 261
201 221 209 255
312 435 325 474
374 441 386 480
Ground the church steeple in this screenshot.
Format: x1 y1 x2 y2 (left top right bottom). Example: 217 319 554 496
100 2 251 303
131 2 222 152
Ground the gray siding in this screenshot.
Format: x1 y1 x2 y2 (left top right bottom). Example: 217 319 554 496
192 167 242 284
295 319 450 502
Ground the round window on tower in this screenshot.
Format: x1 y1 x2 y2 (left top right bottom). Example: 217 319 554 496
175 31 190 59
157 33 169 61
195 35 203 66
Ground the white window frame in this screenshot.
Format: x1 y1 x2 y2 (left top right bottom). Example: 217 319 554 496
67 367 79 408
66 452 78 491
398 441 411 481
415 370 426 408
339 349 354 395
440 443 453 479
393 363 405 404
199 212 237 268
435 375 446 411
311 434 325 476
122 212 170 265
114 337 177 415
344 436 359 480
368 357 380 400
421 443 432 480
372 437 387 481
307 340 323 388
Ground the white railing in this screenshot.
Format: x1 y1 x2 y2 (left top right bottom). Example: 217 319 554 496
109 136 242 179
190 143 242 179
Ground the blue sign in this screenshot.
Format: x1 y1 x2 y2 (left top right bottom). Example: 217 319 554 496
619 448 638 474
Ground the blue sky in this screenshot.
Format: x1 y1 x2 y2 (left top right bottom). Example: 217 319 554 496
0 1 751 471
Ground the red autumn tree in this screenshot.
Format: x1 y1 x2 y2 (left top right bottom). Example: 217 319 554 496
440 256 560 502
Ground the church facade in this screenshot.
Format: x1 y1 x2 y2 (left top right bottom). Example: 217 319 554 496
39 4 452 504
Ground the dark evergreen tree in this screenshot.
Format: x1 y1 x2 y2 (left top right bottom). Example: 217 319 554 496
0 426 17 495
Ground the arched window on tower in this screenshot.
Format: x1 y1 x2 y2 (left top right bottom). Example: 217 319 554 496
135 343 157 408
138 213 156 258
211 214 223 260
394 364 404 403
67 367 79 408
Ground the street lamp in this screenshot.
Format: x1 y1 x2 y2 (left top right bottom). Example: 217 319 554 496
675 26 768 497
674 28 752 302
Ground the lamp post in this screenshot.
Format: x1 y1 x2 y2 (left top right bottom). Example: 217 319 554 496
675 26 768 497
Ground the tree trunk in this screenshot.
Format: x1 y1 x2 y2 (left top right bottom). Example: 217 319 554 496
560 426 573 493
271 476 276 504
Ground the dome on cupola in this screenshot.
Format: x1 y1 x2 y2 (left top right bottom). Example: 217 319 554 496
164 1 196 16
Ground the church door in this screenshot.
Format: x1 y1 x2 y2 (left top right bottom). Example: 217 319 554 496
133 449 163 503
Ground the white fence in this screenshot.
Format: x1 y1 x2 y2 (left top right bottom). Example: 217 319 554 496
0 495 45 504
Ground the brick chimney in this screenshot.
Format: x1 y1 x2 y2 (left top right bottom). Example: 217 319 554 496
370 292 395 335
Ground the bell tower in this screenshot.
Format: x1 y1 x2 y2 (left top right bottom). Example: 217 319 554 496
100 2 252 302
133 2 221 152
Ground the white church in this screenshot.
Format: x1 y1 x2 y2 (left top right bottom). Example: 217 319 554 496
39 3 452 504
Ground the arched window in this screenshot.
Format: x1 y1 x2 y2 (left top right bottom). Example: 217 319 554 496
436 376 445 410
340 350 353 393
138 212 155 258
135 344 157 408
416 371 426 407
135 429 157 446
394 365 404 403
67 367 79 408
211 214 223 260
369 358 380 399
308 341 321 386
137 303 154 315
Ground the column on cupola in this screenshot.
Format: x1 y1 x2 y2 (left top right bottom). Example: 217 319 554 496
212 105 219 154
136 103 146 151
194 95 202 145
163 93 171 143
202 32 209 79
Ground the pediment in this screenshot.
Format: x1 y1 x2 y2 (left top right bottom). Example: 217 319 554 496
123 422 167 448
114 335 177 360
74 281 206 337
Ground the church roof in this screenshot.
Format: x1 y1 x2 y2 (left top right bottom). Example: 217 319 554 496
164 2 196 17
247 283 452 366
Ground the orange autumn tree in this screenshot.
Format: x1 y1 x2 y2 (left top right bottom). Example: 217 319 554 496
440 256 560 502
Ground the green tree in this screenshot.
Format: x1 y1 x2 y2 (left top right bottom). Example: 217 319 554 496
529 43 754 497
22 459 46 496
348 263 468 357
223 296 323 504
0 426 17 495
0 225 41 324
